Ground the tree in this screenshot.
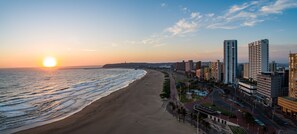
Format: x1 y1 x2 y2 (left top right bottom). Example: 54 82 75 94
182 108 187 122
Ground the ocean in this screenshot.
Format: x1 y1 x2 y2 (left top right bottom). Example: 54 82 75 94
0 68 146 134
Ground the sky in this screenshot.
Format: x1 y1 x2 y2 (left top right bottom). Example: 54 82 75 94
0 0 297 68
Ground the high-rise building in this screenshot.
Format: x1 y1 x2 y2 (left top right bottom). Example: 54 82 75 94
196 61 202 70
210 60 221 82
196 68 204 80
289 53 297 98
220 63 224 81
257 72 283 106
249 39 269 81
204 67 211 81
237 64 244 78
223 40 238 84
243 63 249 79
278 53 297 118
270 61 277 72
175 61 186 73
185 60 194 72
283 69 289 88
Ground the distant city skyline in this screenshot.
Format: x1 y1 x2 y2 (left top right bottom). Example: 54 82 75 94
1 0 297 68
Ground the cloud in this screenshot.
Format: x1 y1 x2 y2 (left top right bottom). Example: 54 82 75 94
260 0 297 14
165 0 297 35
207 23 238 30
207 13 215 17
125 0 297 47
242 20 264 27
228 2 250 14
166 19 198 35
218 0 297 28
161 3 167 7
191 12 202 19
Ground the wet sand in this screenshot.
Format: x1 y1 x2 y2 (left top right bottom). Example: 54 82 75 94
18 70 195 134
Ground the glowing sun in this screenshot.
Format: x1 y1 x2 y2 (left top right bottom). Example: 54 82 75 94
43 56 57 68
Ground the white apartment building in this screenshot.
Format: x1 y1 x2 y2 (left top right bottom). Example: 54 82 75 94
249 39 269 81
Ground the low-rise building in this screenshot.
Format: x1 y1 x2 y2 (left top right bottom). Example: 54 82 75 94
238 79 257 96
278 97 297 119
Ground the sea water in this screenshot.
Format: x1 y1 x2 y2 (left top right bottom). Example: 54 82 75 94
0 68 146 134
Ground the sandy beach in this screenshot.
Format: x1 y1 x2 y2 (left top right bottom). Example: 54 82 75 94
17 70 195 134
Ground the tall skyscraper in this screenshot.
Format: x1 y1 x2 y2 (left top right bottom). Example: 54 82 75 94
289 53 297 98
223 40 237 84
278 53 297 118
249 39 269 81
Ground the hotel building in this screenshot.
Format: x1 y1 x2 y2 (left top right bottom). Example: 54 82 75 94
223 40 238 84
249 39 269 81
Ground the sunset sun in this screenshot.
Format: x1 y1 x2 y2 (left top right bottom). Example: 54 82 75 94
43 56 57 68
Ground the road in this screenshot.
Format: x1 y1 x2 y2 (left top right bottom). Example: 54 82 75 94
226 86 282 131
168 71 179 102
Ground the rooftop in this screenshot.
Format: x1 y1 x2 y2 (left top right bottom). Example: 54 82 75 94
239 78 257 86
282 96 297 102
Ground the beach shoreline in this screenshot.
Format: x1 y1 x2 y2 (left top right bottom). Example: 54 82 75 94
17 69 195 134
